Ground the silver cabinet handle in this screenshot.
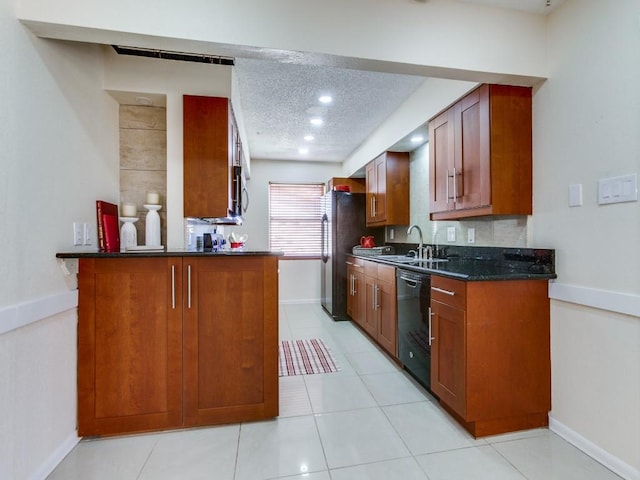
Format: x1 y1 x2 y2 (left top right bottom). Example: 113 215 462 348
187 264 192 309
428 307 435 346
346 261 354 266
353 275 357 295
171 265 176 309
371 284 376 310
453 167 458 203
431 286 456 296
373 285 380 310
373 196 377 217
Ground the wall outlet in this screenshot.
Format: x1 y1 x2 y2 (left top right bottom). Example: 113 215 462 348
447 226 456 242
467 228 475 244
73 222 84 246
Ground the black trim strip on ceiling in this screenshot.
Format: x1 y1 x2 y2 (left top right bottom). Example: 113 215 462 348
112 45 235 66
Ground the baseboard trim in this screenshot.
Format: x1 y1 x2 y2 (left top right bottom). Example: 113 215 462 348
279 299 320 305
29 432 79 480
549 415 639 480
0 290 78 335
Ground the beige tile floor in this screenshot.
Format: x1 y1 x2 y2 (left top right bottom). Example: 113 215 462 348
48 303 623 480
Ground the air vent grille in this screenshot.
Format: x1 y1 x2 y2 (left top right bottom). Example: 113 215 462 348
112 45 234 66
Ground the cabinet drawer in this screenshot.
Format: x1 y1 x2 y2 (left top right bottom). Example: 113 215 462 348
363 259 378 278
377 263 396 284
431 275 466 309
346 256 365 270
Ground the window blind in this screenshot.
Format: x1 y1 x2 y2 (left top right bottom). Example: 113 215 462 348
269 183 324 257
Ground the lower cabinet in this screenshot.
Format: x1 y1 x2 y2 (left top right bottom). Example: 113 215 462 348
362 260 397 357
346 258 365 328
77 256 279 437
430 275 551 437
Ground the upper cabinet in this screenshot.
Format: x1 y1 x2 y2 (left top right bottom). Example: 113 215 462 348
183 95 243 218
365 151 409 226
429 84 532 220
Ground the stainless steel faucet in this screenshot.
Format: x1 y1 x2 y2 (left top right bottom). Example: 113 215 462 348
424 245 433 261
407 224 424 259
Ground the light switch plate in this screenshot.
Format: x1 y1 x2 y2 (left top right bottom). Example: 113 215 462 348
598 173 638 205
568 184 582 207
447 226 456 242
73 222 83 246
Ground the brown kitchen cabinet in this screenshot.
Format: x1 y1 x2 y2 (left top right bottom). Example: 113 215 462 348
183 95 242 218
346 257 365 328
430 275 551 438
365 152 409 226
77 256 278 437
183 256 279 427
362 260 397 357
429 84 532 220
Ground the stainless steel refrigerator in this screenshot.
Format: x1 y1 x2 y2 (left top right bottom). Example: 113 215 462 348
320 191 382 320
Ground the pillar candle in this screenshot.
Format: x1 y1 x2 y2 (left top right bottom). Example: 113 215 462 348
146 192 160 205
122 203 137 217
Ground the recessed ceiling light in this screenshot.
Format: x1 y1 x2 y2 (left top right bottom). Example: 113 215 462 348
310 117 323 126
410 135 424 143
318 95 333 104
298 147 309 155
304 135 315 141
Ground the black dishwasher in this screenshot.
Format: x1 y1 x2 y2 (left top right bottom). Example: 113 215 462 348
396 268 432 390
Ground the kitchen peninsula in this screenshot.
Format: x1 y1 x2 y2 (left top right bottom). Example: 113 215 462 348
56 250 281 437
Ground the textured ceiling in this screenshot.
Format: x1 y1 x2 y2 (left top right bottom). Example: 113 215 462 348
231 0 566 163
234 58 425 162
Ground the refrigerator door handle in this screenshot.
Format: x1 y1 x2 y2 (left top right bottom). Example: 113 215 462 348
321 214 329 262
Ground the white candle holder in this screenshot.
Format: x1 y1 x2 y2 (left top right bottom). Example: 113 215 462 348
119 217 139 252
144 204 162 247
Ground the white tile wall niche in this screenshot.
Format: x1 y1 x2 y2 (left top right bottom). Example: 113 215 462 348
119 103 168 247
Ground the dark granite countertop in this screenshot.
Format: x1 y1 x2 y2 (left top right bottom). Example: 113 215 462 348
351 245 556 281
56 249 283 259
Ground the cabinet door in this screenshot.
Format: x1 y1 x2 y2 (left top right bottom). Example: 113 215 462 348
183 256 279 426
183 95 231 218
365 161 377 224
430 299 466 418
429 108 455 214
376 274 397 357
353 270 366 328
77 258 183 436
363 275 379 339
373 155 387 221
454 85 490 210
346 265 362 327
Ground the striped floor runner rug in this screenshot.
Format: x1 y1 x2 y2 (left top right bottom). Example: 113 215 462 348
279 339 340 376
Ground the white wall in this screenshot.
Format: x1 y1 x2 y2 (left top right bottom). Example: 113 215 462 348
235 159 343 303
532 0 640 476
17 0 547 83
0 1 119 477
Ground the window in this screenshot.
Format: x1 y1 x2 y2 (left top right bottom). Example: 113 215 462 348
269 182 324 257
